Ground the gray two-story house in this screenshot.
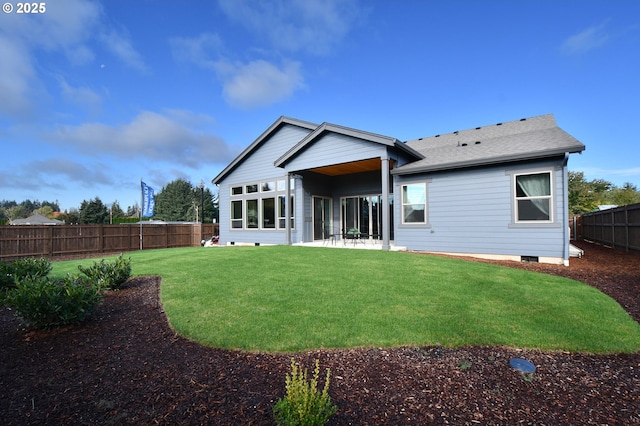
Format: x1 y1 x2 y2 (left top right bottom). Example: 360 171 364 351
212 114 585 265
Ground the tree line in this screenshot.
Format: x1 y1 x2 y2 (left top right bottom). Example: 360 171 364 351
568 171 640 214
1 179 219 225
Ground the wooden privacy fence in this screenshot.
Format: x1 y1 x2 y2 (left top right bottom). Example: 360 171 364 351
576 202 640 253
0 223 219 260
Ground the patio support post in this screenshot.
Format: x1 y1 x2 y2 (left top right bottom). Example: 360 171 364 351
381 157 391 250
285 172 292 245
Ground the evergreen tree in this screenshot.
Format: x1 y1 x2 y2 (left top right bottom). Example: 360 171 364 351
154 179 195 221
78 197 109 224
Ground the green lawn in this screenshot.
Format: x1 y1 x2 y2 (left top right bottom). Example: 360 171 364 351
52 246 640 354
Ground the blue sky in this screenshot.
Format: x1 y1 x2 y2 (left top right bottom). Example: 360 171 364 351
1 0 638 212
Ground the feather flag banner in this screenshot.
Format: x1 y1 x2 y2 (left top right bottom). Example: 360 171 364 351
141 181 155 217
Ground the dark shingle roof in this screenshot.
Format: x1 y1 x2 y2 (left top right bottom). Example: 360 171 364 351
392 114 585 175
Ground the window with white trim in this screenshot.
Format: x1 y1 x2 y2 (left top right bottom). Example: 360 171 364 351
231 200 243 229
262 198 276 229
515 172 552 222
401 183 427 224
229 178 296 230
278 195 294 229
246 199 258 228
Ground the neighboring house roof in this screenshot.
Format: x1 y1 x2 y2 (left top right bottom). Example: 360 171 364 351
10 213 64 225
212 116 317 184
274 122 424 167
392 114 585 175
597 205 618 211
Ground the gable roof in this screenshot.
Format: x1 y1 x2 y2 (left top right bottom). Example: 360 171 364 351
392 114 585 175
274 122 424 168
211 116 317 184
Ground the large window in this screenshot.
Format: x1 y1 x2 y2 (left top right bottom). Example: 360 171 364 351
229 178 295 230
262 198 276 228
246 199 258 228
401 183 426 224
231 200 243 229
515 172 552 222
278 195 294 229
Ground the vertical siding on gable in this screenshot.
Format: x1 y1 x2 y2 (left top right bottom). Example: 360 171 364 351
394 159 567 259
216 124 311 245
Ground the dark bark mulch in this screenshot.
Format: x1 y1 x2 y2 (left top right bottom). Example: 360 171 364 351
1 241 639 425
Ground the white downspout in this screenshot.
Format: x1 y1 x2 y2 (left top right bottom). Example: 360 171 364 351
562 153 570 266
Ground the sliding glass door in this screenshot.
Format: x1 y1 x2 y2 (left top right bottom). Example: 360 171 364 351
341 195 388 239
313 196 332 240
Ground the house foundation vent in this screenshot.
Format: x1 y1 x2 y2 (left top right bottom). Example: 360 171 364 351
521 255 539 263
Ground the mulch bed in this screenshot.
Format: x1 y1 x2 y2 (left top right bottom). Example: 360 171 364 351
1 241 639 425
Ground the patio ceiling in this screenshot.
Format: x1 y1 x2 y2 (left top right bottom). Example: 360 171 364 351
308 158 392 176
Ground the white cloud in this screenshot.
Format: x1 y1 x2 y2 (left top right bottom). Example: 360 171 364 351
218 60 305 109
171 32 306 109
561 21 611 55
59 78 103 114
170 32 222 70
0 36 39 118
99 28 147 72
0 0 146 120
48 110 236 168
0 157 114 191
217 0 358 55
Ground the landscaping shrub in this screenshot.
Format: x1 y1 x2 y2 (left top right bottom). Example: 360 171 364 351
6 275 103 328
273 359 338 426
0 261 14 291
78 255 132 290
0 257 52 291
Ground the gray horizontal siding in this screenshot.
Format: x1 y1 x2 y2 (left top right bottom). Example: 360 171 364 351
217 124 310 245
394 159 567 259
285 133 386 172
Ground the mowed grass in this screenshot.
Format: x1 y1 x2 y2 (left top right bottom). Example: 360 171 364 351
51 246 640 354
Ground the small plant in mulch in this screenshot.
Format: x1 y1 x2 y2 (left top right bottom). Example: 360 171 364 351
3 255 133 329
273 358 338 426
458 358 473 371
5 275 103 328
0 257 52 291
78 255 132 290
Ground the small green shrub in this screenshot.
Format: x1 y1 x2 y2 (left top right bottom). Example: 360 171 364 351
6 275 103 328
78 255 132 290
0 261 14 291
273 359 338 426
0 257 52 291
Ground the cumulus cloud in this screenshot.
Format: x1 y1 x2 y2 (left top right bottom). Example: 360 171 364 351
48 110 236 168
171 32 306 109
217 60 305 109
217 0 358 55
561 21 612 54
